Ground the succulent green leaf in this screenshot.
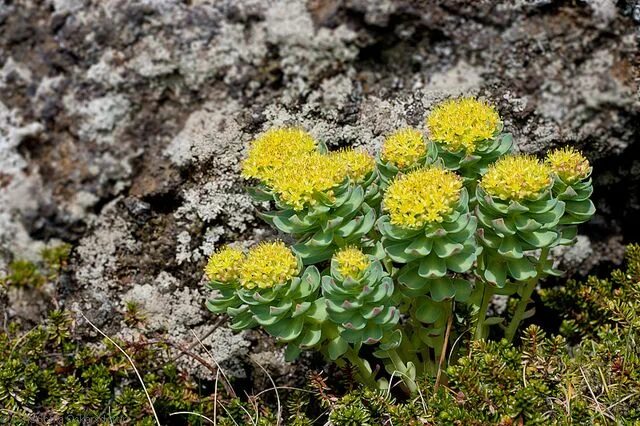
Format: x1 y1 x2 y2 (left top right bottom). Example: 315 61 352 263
284 344 301 362
433 239 464 258
398 264 430 292
498 236 523 259
491 218 516 236
430 277 456 301
307 299 329 322
415 297 445 323
384 240 415 263
334 186 364 218
327 337 348 360
378 329 402 350
266 317 304 342
507 257 537 281
445 245 477 273
299 328 323 348
404 235 433 257
308 228 334 247
483 257 507 287
291 301 312 318
453 278 473 302
519 230 558 248
418 253 447 278
514 216 542 232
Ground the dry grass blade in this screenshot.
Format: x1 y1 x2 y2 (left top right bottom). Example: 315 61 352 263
190 329 236 397
169 411 215 424
252 358 282 426
78 311 161 426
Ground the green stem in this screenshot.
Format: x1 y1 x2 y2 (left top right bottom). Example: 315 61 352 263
344 348 378 389
504 247 550 342
385 348 418 393
474 281 494 340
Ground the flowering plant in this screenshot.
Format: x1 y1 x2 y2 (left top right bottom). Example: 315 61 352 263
204 97 595 392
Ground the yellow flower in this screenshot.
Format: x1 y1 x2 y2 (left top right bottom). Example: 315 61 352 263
270 152 348 211
481 155 553 202
383 167 463 229
242 127 317 184
331 148 375 183
239 241 299 290
204 246 245 283
546 147 590 184
426 97 501 153
381 128 427 169
334 246 369 279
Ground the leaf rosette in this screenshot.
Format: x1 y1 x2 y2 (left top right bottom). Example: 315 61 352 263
475 156 565 286
247 147 378 265
377 128 438 188
546 147 595 229
378 167 478 299
322 249 399 352
237 265 329 360
426 97 512 184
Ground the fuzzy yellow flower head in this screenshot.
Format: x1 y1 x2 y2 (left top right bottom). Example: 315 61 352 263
239 242 299 290
204 246 245 284
331 149 375 183
270 152 347 211
334 246 369 279
426 97 501 153
384 167 463 229
242 127 317 184
481 155 553 202
381 128 427 169
546 147 591 184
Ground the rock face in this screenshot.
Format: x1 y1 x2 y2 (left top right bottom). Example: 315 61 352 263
1 0 639 379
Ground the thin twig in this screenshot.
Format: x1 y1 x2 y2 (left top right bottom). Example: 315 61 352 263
79 311 160 426
165 316 225 366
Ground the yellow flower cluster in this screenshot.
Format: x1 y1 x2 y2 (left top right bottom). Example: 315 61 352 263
334 246 369 279
269 152 347 211
381 128 427 169
241 127 317 184
426 97 501 153
481 155 552 202
239 241 299 290
384 167 463 229
546 147 590 184
331 148 375 183
204 246 244 284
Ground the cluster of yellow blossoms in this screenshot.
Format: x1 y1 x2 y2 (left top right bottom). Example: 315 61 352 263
242 127 375 211
546 147 591 184
481 155 553 202
334 246 369 279
204 242 299 289
426 97 501 153
381 128 427 169
204 246 244 284
242 127 316 185
384 167 463 229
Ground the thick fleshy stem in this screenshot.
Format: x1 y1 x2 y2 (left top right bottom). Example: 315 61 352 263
344 348 378 389
474 281 494 340
384 348 418 394
504 247 550 342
